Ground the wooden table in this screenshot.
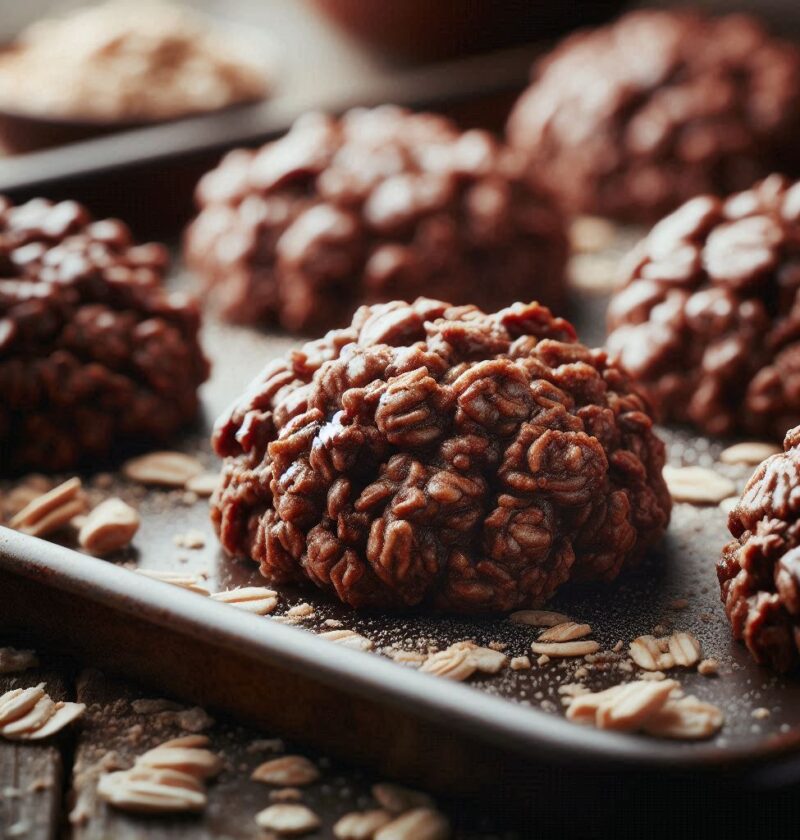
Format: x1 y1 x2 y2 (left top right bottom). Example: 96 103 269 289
0 648 513 838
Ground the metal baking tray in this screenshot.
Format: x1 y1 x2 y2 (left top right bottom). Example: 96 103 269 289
3 260 800 827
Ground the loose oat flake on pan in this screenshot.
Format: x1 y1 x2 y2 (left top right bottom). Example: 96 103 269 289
212 298 671 612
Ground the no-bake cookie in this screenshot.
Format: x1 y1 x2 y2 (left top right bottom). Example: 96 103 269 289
212 298 670 611
0 197 209 473
719 426 800 671
507 10 800 222
606 175 800 439
185 106 567 333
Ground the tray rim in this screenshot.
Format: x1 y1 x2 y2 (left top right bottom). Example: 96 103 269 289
3 525 800 781
0 43 537 195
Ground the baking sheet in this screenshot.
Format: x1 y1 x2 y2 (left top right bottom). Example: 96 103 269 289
3 244 800 803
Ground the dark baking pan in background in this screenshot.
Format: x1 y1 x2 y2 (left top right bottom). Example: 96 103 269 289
0 0 626 238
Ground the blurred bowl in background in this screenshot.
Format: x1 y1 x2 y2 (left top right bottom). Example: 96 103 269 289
312 0 627 62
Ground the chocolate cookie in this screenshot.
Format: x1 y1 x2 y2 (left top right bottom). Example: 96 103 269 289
719 427 800 671
606 175 800 440
0 197 209 473
507 10 800 222
185 106 567 334
212 298 670 611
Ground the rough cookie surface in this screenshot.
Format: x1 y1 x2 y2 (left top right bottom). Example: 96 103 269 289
0 197 209 473
507 10 800 221
212 298 671 611
719 427 800 671
185 106 567 333
606 175 800 440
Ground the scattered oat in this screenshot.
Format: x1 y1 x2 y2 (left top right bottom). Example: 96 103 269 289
173 530 205 549
0 683 85 741
629 635 674 671
287 602 314 619
466 646 508 674
252 756 320 787
389 650 427 666
594 680 679 731
371 782 433 814
0 647 38 674
374 807 450 840
612 640 624 653
184 472 219 497
574 666 589 680
530 640 600 658
487 641 507 652
667 631 702 667
98 766 206 814
642 696 724 740
210 587 278 615
639 670 666 681
719 441 781 466
567 679 723 741
510 656 531 671
537 622 592 643
698 658 719 676
78 498 139 555
510 609 570 627
420 647 476 681
122 451 204 487
558 683 590 698
752 707 770 720
135 568 210 595
255 803 321 835
97 735 222 813
9 477 86 537
323 619 343 628
536 654 550 666
319 630 374 652
135 735 222 779
334 809 393 839
663 465 736 505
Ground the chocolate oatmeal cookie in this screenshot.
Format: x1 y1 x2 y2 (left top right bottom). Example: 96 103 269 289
212 298 670 611
0 197 209 473
507 10 800 222
719 426 800 671
606 175 800 440
185 106 567 333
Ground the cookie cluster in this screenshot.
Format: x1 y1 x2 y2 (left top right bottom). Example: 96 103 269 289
0 197 209 473
212 298 670 611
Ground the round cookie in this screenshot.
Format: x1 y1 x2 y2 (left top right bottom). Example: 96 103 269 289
507 9 800 222
212 297 671 612
719 426 800 671
185 105 568 334
0 197 209 473
606 175 800 440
